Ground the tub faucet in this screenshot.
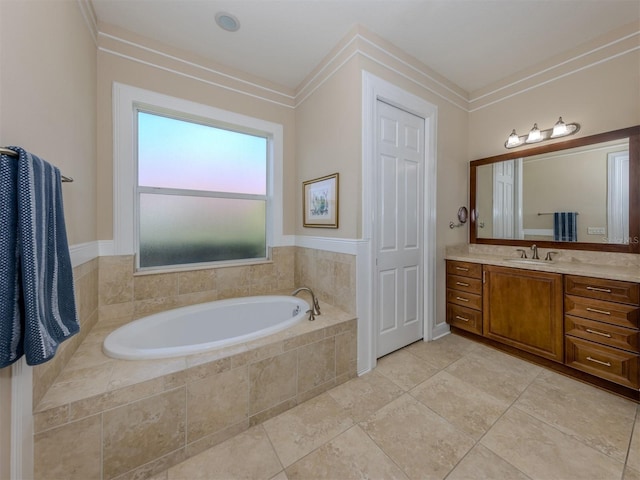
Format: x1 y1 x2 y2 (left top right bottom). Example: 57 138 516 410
292 287 321 321
530 244 539 260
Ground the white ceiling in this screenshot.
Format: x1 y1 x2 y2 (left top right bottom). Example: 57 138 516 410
91 0 640 93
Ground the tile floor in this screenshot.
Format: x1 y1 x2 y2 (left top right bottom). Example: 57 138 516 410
150 333 640 480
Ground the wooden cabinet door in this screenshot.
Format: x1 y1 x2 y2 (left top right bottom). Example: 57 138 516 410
483 265 564 362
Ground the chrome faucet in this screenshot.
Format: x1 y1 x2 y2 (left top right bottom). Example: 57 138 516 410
530 244 539 260
292 287 321 321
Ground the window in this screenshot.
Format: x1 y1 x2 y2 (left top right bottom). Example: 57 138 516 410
113 83 284 271
137 111 268 269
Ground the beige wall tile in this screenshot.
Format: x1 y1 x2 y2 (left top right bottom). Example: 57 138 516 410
99 255 134 306
133 296 181 318
178 269 216 295
185 420 249 458
335 330 357 378
187 367 249 442
103 388 186 479
134 273 179 301
273 247 295 290
34 414 101 480
113 449 187 480
249 349 297 415
215 266 252 299
297 337 335 395
250 263 278 294
33 404 70 434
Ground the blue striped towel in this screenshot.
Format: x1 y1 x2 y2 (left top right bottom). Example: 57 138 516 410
0 147 79 367
554 212 578 242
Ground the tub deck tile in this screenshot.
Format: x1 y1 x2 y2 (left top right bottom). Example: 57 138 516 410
33 299 357 480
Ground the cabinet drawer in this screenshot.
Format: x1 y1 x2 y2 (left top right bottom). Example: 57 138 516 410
446 289 482 311
446 260 482 279
565 275 640 306
446 274 482 295
565 295 639 329
565 315 639 353
447 303 482 335
565 336 639 389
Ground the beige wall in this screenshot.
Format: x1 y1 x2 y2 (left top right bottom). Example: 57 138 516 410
96 24 298 240
523 149 610 243
468 23 640 160
295 58 362 238
0 0 97 473
1 0 97 245
294 27 470 329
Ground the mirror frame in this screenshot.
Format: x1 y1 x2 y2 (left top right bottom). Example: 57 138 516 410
470 125 640 254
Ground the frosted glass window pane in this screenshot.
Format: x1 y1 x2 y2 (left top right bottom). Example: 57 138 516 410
139 194 266 268
138 111 267 194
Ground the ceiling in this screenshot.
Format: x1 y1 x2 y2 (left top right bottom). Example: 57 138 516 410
91 0 640 93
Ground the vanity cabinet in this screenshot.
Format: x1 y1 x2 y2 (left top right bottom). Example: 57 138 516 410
483 265 564 363
446 260 483 335
564 275 640 389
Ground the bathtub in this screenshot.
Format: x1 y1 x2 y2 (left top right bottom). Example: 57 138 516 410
103 295 310 360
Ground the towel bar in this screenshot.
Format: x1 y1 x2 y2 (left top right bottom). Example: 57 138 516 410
0 147 73 182
538 212 579 215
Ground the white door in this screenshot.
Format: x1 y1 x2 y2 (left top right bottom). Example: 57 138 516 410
492 160 516 238
375 100 424 357
607 151 629 244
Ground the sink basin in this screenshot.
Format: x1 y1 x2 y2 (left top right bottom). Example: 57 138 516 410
503 258 555 265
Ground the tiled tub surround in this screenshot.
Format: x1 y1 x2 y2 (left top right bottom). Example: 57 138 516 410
33 301 357 480
32 257 99 407
97 246 356 322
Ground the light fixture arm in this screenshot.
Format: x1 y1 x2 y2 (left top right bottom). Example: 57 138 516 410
504 117 580 149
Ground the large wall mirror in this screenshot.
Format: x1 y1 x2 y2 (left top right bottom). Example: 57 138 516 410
470 125 640 253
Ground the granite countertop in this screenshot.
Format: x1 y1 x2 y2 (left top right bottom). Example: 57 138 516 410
446 245 640 283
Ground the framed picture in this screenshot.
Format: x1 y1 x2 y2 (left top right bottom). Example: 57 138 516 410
303 173 339 228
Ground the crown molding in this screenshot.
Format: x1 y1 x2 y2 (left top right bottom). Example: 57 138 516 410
96 22 639 114
76 0 97 45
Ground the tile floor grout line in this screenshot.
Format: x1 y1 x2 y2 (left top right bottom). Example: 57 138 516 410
354 415 417 480
151 334 638 479
621 404 639 473
259 423 288 478
434 343 541 480
510 369 637 468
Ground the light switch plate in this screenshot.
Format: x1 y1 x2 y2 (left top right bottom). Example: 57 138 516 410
587 227 606 235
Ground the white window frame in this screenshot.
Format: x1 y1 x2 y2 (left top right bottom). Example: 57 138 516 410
113 83 285 267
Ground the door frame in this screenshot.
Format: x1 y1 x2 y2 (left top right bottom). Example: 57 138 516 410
361 71 438 372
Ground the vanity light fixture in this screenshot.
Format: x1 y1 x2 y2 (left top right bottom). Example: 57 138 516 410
504 117 580 149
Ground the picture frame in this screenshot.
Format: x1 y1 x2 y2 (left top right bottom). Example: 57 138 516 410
303 173 339 228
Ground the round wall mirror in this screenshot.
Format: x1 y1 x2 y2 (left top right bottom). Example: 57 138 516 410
457 206 468 224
